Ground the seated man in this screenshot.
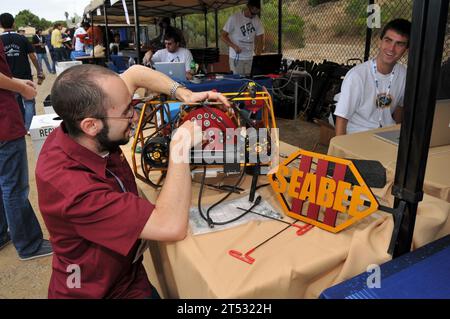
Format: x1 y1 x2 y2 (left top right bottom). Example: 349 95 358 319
143 31 194 80
35 64 229 298
334 19 411 135
109 33 122 55
148 17 186 52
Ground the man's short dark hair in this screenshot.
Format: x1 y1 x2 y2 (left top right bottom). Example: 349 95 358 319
82 22 90 29
51 65 118 137
247 0 261 9
164 30 181 44
380 19 411 46
0 13 15 29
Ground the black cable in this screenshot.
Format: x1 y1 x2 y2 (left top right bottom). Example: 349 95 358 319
198 166 255 228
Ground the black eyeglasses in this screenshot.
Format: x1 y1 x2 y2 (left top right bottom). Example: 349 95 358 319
78 100 141 123
99 105 136 123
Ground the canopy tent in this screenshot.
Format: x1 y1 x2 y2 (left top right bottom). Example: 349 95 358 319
84 0 249 23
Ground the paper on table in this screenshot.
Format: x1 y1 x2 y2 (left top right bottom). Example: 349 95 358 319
189 193 282 235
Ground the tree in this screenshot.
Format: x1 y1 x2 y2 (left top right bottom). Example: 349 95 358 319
14 10 40 28
14 10 53 31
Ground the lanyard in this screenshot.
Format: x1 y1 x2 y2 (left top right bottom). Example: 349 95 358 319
371 59 396 125
105 168 127 193
371 59 395 101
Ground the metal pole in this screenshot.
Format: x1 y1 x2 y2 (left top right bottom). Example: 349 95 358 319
391 0 449 257
181 16 184 31
278 0 282 55
133 0 141 64
215 9 219 49
103 5 110 60
91 12 95 58
204 10 208 48
364 0 375 61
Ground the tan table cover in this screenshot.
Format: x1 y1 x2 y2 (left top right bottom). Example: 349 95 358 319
123 140 450 298
328 125 450 202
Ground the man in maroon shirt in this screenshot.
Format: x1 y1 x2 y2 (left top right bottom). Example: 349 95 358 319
0 38 53 260
35 64 229 298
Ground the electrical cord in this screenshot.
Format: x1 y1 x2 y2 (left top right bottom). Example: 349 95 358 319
198 166 260 228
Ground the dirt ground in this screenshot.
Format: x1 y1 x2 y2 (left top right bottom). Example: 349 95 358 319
0 72 55 299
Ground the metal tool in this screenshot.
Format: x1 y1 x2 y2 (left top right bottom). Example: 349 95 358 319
228 221 313 265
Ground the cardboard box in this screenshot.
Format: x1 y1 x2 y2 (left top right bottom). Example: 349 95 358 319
55 61 82 76
29 114 62 158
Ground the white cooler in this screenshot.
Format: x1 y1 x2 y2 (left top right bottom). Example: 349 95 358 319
29 114 62 158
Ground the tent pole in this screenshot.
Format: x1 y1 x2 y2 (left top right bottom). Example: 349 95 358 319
104 4 110 60
133 0 141 64
278 0 282 55
204 10 208 48
391 0 449 257
364 0 375 61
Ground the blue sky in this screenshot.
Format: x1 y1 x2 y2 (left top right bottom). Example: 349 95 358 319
3 0 92 21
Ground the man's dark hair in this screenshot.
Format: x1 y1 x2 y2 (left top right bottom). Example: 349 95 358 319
164 30 181 44
36 29 42 34
82 22 90 29
51 65 117 137
380 19 411 46
247 0 261 9
0 13 15 29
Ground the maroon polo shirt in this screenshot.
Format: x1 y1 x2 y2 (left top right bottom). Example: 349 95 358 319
0 38 26 141
35 124 155 299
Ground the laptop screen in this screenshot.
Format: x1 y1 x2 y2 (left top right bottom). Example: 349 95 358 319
154 62 186 81
373 99 450 148
250 54 282 77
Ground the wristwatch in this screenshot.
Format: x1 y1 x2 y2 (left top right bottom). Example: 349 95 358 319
169 81 185 100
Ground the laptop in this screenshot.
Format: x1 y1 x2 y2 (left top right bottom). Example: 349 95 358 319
374 99 450 147
154 62 186 81
250 54 282 78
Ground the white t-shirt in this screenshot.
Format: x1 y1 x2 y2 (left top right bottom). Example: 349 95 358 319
151 47 193 72
334 60 407 134
222 11 264 60
73 27 87 52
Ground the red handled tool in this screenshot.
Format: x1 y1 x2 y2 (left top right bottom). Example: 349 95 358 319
229 221 313 265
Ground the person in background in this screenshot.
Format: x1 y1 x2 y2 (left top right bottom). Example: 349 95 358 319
17 29 25 36
143 31 194 80
109 33 121 55
221 0 265 76
72 22 89 59
0 12 43 131
334 19 411 135
35 63 229 298
0 36 53 261
85 24 104 47
45 27 57 74
51 23 66 63
148 17 186 52
32 29 55 74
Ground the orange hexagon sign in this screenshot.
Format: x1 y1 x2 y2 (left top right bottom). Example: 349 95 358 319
268 149 379 233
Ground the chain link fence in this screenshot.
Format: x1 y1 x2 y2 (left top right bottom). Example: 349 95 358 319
155 1 448 66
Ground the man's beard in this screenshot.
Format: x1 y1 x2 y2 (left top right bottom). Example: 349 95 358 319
96 120 130 153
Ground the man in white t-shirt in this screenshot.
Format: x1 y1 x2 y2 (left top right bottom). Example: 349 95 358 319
221 0 265 76
73 22 89 52
143 31 194 80
334 19 411 135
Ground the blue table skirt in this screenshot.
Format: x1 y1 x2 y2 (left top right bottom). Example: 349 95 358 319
320 235 450 299
181 75 272 93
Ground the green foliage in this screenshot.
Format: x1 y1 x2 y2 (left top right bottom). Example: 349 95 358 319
14 9 53 30
342 0 413 36
182 0 304 52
